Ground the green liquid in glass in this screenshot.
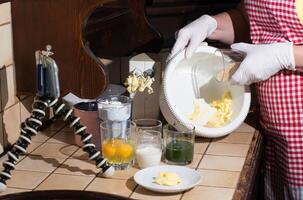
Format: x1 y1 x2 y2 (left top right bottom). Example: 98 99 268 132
164 140 194 164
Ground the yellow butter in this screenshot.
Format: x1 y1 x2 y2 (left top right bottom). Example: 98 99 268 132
153 172 181 186
207 91 232 127
187 91 233 128
188 100 202 121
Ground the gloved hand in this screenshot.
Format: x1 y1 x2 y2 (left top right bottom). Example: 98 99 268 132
230 42 296 85
167 15 217 60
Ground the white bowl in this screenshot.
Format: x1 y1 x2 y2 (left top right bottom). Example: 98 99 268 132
160 45 251 138
134 165 201 193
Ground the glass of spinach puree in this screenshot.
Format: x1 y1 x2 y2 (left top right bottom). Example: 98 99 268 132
163 124 195 165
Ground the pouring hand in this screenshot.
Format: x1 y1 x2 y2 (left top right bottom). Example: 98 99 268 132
230 42 295 85
167 15 217 61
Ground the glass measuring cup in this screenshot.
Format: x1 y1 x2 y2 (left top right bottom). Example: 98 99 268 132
191 49 245 99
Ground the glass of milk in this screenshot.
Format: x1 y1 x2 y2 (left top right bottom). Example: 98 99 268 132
135 130 162 169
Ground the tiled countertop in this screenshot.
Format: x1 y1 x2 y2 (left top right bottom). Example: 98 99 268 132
0 120 257 200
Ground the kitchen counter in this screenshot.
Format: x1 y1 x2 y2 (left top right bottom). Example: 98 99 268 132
0 115 262 200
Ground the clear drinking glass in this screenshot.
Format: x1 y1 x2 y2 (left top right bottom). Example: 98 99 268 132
135 130 162 169
163 124 195 165
97 95 132 122
100 120 136 170
134 119 163 133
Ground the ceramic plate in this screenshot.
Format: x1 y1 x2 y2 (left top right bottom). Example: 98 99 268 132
134 165 202 193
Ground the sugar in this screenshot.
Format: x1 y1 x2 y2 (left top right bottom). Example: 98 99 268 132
98 100 131 121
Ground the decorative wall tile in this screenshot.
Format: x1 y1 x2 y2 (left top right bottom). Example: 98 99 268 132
86 178 136 198
0 113 3 154
2 103 20 147
199 155 245 171
206 143 250 157
35 174 93 191
7 170 49 189
20 96 34 122
0 24 13 68
0 3 11 25
182 186 234 200
1 66 18 110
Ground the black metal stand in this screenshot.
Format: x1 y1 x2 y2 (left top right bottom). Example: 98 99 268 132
0 96 114 192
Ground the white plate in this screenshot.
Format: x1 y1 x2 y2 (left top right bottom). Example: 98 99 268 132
134 165 202 193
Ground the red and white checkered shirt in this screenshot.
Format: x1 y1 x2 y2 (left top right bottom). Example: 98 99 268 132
244 0 303 198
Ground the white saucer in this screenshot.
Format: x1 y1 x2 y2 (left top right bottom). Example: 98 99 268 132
134 165 202 193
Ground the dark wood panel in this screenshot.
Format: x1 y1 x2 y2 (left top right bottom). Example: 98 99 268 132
0 190 132 200
146 0 240 47
0 0 10 3
233 110 264 200
85 1 162 58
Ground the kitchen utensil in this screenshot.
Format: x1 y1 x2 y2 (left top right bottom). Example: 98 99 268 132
160 45 251 138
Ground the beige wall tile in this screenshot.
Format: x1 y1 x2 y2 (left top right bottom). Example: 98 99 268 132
2 103 21 147
86 178 136 197
0 83 2 111
47 131 75 145
199 155 245 171
43 120 66 131
0 24 13 68
131 186 182 200
213 132 254 144
182 186 234 200
194 138 211 154
26 142 43 154
235 123 255 133
198 169 240 188
54 158 99 176
61 125 73 132
187 154 202 169
0 113 3 154
20 96 34 122
31 143 78 159
1 66 18 110
0 187 31 196
206 143 250 157
0 3 11 25
35 173 93 191
98 166 139 180
7 170 49 189
161 154 202 169
71 148 88 160
16 155 65 173
31 131 56 143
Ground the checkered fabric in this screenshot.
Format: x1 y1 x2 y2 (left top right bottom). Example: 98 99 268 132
245 0 303 199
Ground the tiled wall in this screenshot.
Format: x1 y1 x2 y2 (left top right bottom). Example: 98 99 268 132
0 2 33 153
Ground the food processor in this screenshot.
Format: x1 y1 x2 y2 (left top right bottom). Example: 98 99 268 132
160 44 251 138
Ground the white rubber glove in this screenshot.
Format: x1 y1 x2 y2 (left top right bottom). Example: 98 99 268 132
168 15 217 60
230 42 296 85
